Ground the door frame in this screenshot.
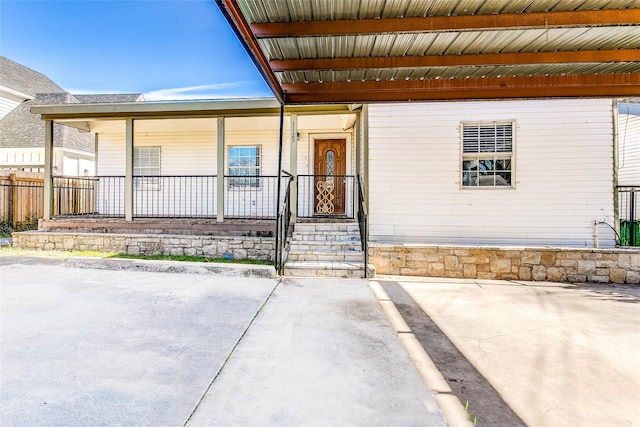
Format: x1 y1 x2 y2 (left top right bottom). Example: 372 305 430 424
307 133 353 217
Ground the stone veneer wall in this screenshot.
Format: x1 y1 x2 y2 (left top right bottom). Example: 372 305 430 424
13 232 275 261
369 244 640 284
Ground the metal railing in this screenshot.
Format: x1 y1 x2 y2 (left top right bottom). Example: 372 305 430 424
618 185 639 246
224 175 279 219
51 175 288 220
134 175 216 218
0 177 43 232
296 175 356 218
357 175 369 277
275 172 293 274
54 176 124 217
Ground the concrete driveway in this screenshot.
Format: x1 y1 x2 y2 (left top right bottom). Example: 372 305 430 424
376 277 640 427
0 258 445 427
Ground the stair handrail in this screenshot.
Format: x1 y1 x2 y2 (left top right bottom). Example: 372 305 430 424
275 171 293 274
357 175 368 278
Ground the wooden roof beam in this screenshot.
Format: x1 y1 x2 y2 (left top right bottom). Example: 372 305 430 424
271 49 640 71
282 73 640 103
252 8 640 38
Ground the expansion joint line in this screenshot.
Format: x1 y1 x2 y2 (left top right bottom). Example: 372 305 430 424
183 278 283 426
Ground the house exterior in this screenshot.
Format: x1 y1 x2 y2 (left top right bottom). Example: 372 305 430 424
13 1 640 283
367 98 619 248
617 101 640 247
618 101 640 187
14 95 639 283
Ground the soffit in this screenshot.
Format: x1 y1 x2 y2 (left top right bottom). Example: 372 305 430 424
219 0 640 104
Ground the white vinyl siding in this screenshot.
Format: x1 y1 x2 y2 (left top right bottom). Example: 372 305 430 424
368 98 616 248
618 113 640 186
0 97 21 120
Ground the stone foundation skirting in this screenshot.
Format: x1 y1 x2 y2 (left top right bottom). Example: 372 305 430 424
369 243 640 284
13 231 275 261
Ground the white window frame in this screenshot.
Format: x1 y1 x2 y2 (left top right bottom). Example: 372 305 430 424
228 145 261 189
134 146 161 191
461 121 515 189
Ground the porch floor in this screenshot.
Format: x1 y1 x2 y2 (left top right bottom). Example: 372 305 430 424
38 218 275 237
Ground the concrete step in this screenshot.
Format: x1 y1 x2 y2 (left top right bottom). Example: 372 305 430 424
289 240 362 252
287 250 365 262
293 223 360 233
291 231 361 242
284 261 365 278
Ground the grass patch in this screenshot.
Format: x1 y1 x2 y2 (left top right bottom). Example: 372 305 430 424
0 247 272 265
111 253 272 265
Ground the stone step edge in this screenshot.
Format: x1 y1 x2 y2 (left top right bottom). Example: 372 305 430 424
289 240 362 246
287 250 364 256
284 261 365 270
288 256 365 262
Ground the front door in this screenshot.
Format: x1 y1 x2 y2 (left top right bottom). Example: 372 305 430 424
314 139 346 215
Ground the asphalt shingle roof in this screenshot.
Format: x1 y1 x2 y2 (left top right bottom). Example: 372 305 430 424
1 57 142 155
0 56 64 95
74 94 144 103
1 93 94 152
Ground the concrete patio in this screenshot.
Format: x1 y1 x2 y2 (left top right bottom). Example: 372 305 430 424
0 258 445 426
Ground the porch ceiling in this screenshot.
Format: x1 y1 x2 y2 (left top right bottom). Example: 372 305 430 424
217 0 640 104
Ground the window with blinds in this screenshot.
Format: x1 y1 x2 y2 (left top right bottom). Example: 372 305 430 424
462 122 513 188
134 146 161 190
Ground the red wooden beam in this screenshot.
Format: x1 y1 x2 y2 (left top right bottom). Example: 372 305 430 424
271 49 640 71
281 73 640 103
252 9 640 38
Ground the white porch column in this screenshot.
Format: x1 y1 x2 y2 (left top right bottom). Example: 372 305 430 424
43 119 54 220
289 113 298 223
125 118 134 221
216 117 225 222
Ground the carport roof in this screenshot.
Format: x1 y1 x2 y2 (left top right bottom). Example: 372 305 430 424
217 0 640 104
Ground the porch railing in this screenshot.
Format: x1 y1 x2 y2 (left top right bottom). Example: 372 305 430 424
54 176 124 217
297 175 356 218
275 172 293 274
224 175 279 219
52 175 287 220
0 175 44 232
618 185 639 246
357 175 369 278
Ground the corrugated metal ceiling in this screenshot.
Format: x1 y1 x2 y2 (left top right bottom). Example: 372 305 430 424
240 0 640 22
259 27 640 60
220 0 640 102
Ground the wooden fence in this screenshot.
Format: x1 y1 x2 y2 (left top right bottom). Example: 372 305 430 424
0 173 97 232
0 173 44 231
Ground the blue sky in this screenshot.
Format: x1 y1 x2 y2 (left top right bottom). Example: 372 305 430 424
0 0 273 100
